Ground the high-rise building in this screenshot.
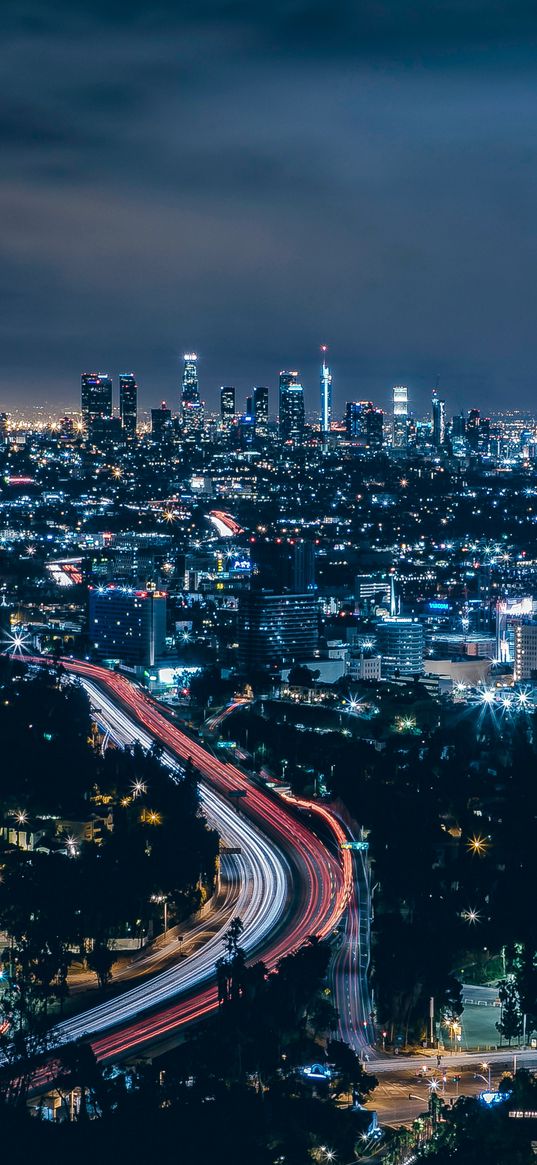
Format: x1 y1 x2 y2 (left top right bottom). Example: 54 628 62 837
238 591 318 669
220 386 236 429
0 413 9 451
392 385 408 448
319 346 332 440
514 623 537 681
119 373 137 440
279 371 305 442
89 416 123 449
345 401 383 448
292 541 316 594
432 391 446 448
151 401 172 441
89 584 167 668
81 373 113 432
466 408 480 452
181 353 204 433
366 407 384 450
376 617 424 679
452 412 466 440
253 386 269 438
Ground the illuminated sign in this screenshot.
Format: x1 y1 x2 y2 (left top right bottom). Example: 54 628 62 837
480 1091 509 1107
428 600 450 611
497 597 532 616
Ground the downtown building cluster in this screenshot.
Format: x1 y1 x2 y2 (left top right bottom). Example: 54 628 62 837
2 351 537 708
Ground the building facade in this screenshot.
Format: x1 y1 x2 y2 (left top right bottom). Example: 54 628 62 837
81 372 113 432
89 584 167 667
119 374 137 439
376 616 424 678
238 591 318 668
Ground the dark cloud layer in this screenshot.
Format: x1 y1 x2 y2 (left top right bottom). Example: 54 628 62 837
1 0 537 415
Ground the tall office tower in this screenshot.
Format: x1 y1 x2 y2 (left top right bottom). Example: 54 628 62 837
220 386 236 429
81 373 113 432
119 373 138 439
452 412 466 440
432 390 446 447
392 385 408 448
319 346 332 440
345 401 383 448
279 371 305 441
292 541 316 593
181 352 203 432
376 616 424 679
151 401 172 441
89 584 167 668
0 413 9 451
253 385 269 438
366 407 384 449
345 401 365 437
514 623 537 681
466 408 480 452
238 591 318 669
480 416 491 452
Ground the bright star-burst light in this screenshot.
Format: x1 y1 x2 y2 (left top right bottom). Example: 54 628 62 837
2 629 32 656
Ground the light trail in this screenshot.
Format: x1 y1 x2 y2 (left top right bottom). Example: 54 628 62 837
36 659 351 1060
51 680 290 1048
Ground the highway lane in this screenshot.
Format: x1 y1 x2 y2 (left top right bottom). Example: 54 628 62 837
330 838 374 1054
51 682 290 1047
44 660 350 1059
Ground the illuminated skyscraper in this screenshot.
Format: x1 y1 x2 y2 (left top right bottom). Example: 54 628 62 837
432 390 446 448
279 371 305 442
181 353 203 432
346 401 383 449
392 385 408 448
119 373 137 439
253 385 269 438
81 373 113 432
319 346 332 441
466 408 480 452
220 386 236 429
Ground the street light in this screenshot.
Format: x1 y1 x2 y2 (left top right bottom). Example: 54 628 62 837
481 1062 491 1089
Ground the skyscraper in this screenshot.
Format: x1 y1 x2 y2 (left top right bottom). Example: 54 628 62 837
319 346 332 441
376 617 424 679
151 401 172 441
392 385 408 448
345 401 383 449
181 353 203 433
253 385 269 438
466 408 480 452
279 371 305 442
220 386 236 429
81 373 113 432
119 373 137 440
432 390 446 448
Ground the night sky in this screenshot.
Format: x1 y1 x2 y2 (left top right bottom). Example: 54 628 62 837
2 1 537 417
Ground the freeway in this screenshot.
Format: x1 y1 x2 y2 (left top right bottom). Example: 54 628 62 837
52 679 290 1048
46 659 351 1060
330 831 374 1054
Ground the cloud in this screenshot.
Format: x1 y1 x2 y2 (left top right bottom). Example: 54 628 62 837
1 0 537 412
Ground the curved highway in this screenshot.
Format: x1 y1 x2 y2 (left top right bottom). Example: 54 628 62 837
47 660 351 1060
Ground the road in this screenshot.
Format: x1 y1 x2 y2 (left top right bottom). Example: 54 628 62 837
330 832 374 1054
45 659 352 1060
369 1050 537 1126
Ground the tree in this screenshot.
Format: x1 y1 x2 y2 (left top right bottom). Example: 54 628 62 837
496 976 523 1045
327 1040 377 1104
87 942 116 992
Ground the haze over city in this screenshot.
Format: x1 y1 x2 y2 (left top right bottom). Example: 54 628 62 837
3 0 537 413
